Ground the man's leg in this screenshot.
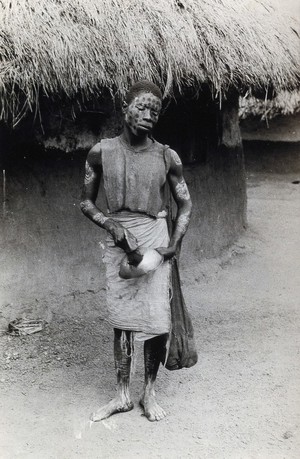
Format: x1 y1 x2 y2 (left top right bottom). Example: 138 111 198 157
140 334 168 422
91 328 134 421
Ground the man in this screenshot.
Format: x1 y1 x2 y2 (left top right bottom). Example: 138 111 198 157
80 80 192 422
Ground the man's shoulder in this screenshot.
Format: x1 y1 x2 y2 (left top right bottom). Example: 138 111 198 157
87 141 103 167
151 138 166 150
151 140 179 172
89 142 102 155
88 137 120 162
100 136 119 144
100 136 120 154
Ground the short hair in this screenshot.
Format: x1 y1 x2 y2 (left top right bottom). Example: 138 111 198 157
126 80 163 104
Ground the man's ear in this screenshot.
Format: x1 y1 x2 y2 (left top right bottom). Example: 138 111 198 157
122 101 128 114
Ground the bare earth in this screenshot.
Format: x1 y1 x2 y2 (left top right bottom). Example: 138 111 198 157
1 166 300 458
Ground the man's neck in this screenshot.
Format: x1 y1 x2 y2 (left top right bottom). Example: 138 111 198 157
121 126 151 149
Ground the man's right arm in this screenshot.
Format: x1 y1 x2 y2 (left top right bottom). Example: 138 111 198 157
80 143 140 255
80 142 109 226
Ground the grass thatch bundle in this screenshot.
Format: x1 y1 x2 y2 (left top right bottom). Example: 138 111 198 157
0 0 299 125
239 90 300 120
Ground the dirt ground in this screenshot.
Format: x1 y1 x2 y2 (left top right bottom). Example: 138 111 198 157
1 155 300 458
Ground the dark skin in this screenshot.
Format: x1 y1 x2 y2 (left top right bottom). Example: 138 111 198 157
81 91 192 422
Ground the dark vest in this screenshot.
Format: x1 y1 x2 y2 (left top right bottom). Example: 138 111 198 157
101 136 170 217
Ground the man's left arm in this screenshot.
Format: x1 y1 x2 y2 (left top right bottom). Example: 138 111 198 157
156 150 192 260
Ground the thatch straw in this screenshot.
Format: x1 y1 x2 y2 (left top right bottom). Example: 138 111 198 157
0 0 299 125
239 90 300 120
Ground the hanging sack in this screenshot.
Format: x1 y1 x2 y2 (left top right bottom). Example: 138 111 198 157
163 145 198 370
165 255 198 370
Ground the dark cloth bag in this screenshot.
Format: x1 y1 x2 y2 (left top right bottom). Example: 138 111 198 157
164 255 198 370
163 149 198 370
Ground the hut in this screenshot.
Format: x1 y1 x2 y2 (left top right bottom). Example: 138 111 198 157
0 0 299 314
239 90 300 173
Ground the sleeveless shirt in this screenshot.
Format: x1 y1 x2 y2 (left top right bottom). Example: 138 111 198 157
101 136 171 217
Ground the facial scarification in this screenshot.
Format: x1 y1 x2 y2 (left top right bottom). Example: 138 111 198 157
125 92 162 136
171 150 182 166
84 161 95 185
175 179 190 201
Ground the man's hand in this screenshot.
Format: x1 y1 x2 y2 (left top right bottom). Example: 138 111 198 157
103 219 138 252
155 246 177 261
103 219 126 242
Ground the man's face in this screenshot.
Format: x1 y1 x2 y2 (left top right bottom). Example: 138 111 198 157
124 92 162 136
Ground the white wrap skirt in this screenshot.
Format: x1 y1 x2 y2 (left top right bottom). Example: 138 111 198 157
103 211 171 335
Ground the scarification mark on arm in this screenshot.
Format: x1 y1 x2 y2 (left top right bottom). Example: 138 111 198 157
175 179 191 201
176 213 191 234
80 200 94 213
171 150 182 166
84 161 96 185
80 201 108 226
92 212 109 225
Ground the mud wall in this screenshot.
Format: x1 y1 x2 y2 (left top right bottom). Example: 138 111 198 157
241 113 300 143
0 149 106 318
0 92 246 317
155 90 246 259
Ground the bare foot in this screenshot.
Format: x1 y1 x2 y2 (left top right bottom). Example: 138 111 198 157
90 395 134 422
140 394 166 422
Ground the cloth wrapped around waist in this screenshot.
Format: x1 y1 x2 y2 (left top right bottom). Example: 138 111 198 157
102 211 171 335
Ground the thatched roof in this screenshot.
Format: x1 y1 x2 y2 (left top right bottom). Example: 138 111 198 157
239 90 300 120
0 0 299 125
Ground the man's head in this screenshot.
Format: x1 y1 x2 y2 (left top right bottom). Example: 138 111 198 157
125 80 162 105
123 80 163 136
